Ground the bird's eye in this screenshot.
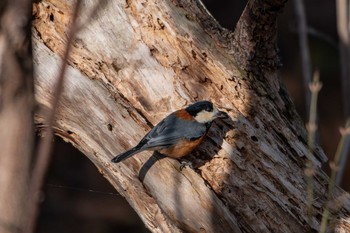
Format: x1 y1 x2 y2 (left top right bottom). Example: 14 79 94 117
205 106 212 112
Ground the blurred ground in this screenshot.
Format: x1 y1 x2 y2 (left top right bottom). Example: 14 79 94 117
37 1 349 232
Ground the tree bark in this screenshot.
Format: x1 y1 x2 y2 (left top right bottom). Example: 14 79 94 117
32 0 350 232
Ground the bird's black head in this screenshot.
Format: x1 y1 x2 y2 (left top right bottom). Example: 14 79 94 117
186 101 220 123
186 101 213 115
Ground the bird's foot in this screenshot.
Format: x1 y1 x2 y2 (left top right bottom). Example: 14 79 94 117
179 160 193 171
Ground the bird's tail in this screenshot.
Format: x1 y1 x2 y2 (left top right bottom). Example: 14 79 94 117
111 146 143 163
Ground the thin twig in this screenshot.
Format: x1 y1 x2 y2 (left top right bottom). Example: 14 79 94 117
305 70 322 221
336 0 350 118
290 25 338 49
307 27 338 49
293 0 312 113
26 1 82 232
335 0 350 185
319 118 350 233
336 137 350 185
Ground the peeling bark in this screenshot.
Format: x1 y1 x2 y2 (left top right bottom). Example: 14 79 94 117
32 0 350 232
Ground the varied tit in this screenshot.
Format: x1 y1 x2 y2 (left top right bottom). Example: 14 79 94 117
111 101 224 163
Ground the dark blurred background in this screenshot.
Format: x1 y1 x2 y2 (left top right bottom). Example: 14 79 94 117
37 1 348 232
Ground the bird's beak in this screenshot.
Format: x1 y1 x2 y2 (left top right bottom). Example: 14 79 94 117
215 110 228 119
217 111 228 119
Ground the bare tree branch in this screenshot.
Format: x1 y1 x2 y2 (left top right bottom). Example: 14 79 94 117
0 0 34 232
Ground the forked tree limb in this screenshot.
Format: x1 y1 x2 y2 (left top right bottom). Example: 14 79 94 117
32 0 350 232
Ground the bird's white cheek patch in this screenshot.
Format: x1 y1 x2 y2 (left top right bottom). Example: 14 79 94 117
194 111 216 123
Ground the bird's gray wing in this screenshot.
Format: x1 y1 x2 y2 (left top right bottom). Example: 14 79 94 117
138 112 207 150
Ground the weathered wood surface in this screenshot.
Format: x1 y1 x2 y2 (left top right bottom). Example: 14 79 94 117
32 0 350 232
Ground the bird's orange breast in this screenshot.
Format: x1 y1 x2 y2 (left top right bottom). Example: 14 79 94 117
158 135 206 158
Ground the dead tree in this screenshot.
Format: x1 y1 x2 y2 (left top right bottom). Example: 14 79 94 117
32 0 350 232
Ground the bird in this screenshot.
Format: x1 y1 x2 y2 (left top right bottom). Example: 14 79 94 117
111 100 223 163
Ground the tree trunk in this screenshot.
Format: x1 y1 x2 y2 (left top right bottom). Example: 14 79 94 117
32 0 350 232
0 1 34 233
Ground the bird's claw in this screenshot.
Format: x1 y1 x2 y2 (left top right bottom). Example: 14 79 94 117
179 160 193 171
